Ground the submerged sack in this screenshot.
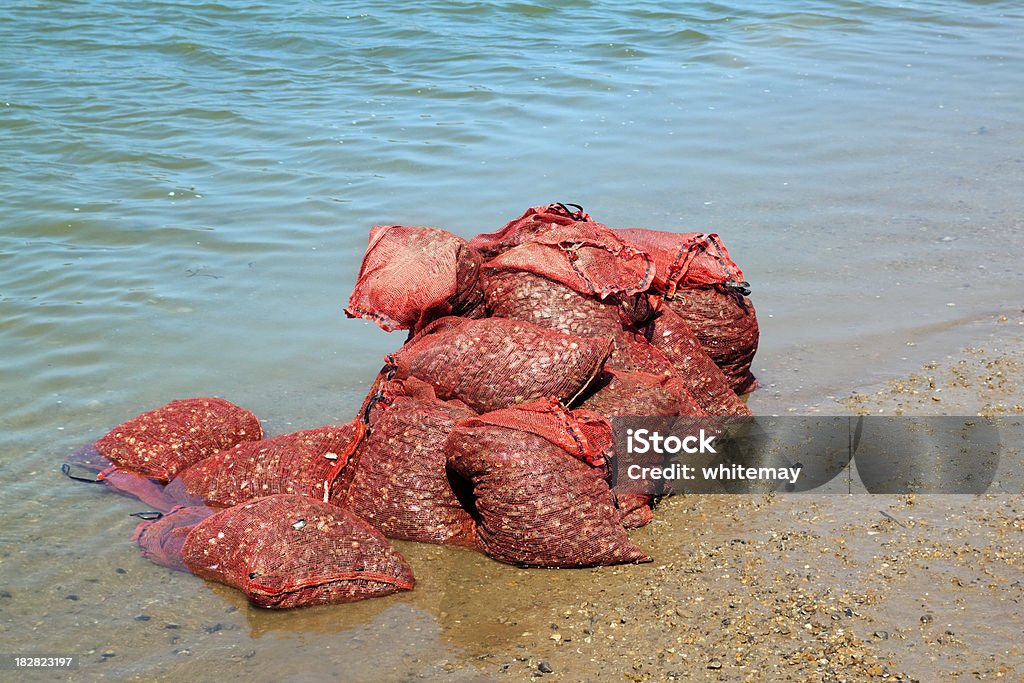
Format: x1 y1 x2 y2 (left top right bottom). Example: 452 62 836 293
387 317 611 414
446 400 650 568
133 505 215 572
346 225 485 333
181 494 415 608
93 397 262 482
169 424 362 508
340 379 478 547
468 202 591 259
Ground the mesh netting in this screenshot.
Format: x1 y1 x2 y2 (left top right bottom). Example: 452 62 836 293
62 446 184 511
615 228 759 392
387 317 611 414
339 380 478 547
644 305 751 417
93 397 263 482
468 203 591 259
577 369 706 418
134 505 215 572
446 400 650 568
666 286 759 394
615 228 746 296
483 270 672 378
345 225 485 333
181 494 415 608
484 270 626 339
169 424 362 508
614 493 655 529
483 222 654 299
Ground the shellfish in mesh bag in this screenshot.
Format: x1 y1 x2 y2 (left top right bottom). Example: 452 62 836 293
616 228 759 393
468 202 591 259
482 221 654 300
614 493 655 529
666 286 759 394
446 399 651 568
386 317 612 414
576 369 706 418
166 424 363 509
483 270 669 376
643 306 752 417
133 505 215 572
80 397 262 483
181 494 415 608
345 224 485 333
339 378 478 548
614 228 746 295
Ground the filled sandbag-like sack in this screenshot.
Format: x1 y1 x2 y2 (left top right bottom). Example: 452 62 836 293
88 397 262 482
484 270 670 376
133 505 215 572
446 399 651 568
468 202 590 259
577 369 706 418
644 306 751 417
345 225 485 333
614 229 746 296
666 286 759 394
483 222 654 299
339 378 478 547
181 494 415 608
616 228 758 393
614 493 655 529
168 424 363 509
386 317 611 414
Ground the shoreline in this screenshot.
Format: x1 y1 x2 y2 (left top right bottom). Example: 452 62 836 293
467 313 1024 682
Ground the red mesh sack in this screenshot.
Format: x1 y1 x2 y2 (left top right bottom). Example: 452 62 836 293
62 447 184 512
483 222 654 299
666 287 759 394
577 369 706 418
644 306 751 417
181 494 415 608
345 225 485 333
446 399 651 568
93 397 263 482
386 317 611 414
339 379 478 547
483 271 668 376
615 229 746 296
133 505 215 572
484 270 654 337
169 424 363 509
468 202 591 259
615 493 654 529
616 228 759 393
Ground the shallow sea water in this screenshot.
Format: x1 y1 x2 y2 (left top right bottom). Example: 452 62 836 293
2 1 1023 680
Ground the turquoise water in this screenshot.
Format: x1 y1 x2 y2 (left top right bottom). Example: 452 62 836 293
2 1 1023 679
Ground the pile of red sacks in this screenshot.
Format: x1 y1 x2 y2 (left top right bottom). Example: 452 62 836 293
65 203 757 608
